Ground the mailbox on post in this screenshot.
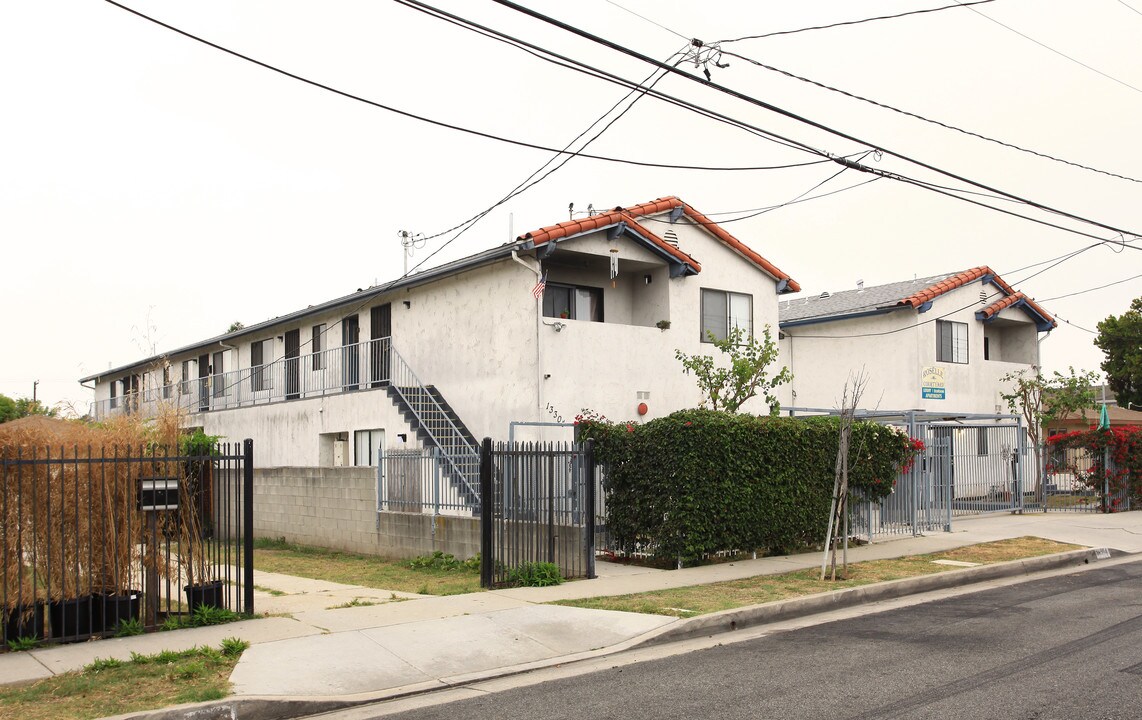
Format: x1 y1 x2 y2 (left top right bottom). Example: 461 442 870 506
138 477 179 512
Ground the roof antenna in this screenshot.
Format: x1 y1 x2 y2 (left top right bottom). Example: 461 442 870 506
398 230 426 277
568 202 574 220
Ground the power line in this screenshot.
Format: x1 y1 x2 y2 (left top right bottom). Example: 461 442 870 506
1051 314 1098 334
98 1 831 175
604 0 689 41
718 49 1142 184
100 0 687 399
720 0 996 43
783 245 1113 341
415 48 686 242
488 0 1142 240
393 0 830 159
955 0 1142 95
1118 0 1142 17
694 176 884 223
1037 272 1142 304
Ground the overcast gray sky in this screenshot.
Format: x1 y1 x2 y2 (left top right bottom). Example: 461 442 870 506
3 0 1139 413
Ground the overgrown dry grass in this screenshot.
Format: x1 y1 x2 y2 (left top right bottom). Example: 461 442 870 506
0 639 248 720
552 537 1080 617
250 539 483 596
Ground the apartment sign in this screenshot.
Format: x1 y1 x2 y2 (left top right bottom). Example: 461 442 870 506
921 366 946 400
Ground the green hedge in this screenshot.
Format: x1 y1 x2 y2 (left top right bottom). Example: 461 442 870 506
579 410 921 562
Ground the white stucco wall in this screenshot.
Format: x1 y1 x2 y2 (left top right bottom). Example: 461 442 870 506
86 209 794 461
778 282 1042 415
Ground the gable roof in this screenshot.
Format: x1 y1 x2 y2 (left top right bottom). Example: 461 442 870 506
516 196 800 292
779 266 1056 330
82 195 800 384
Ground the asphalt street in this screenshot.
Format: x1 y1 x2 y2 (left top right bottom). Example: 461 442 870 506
332 557 1142 720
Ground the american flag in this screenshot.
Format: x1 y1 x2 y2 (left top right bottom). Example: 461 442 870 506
531 271 548 299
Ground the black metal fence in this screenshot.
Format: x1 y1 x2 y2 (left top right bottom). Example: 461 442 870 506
1 441 253 647
479 439 597 588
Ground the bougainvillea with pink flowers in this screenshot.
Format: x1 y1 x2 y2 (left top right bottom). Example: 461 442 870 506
1048 425 1140 512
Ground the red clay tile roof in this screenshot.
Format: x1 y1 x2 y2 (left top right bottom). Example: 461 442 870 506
895 265 1055 327
978 292 1057 327
898 266 1011 308
517 196 800 291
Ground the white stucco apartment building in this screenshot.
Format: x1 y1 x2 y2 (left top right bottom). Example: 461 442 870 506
81 196 800 470
777 267 1056 414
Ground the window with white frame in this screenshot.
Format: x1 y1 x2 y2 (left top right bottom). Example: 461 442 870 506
700 288 752 342
936 320 969 364
162 365 172 399
354 428 384 466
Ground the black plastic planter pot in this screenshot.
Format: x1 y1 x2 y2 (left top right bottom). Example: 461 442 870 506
96 591 142 634
183 581 225 612
48 595 94 640
3 602 46 644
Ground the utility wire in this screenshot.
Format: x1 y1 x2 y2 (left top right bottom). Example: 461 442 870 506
415 49 686 242
603 0 1139 185
489 0 1142 241
98 1 830 175
1051 314 1098 334
393 0 830 159
719 49 1142 184
696 176 884 223
100 0 689 395
955 0 1142 95
721 0 996 43
604 0 690 41
1037 272 1142 303
1118 0 1142 17
783 245 1113 340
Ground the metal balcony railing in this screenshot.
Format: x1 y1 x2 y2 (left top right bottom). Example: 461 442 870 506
88 339 398 420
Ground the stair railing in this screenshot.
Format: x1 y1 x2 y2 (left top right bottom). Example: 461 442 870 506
386 339 481 503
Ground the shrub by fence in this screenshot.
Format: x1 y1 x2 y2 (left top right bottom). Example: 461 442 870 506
1048 425 1140 512
578 410 921 562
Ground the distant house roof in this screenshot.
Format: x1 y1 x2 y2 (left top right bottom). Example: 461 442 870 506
517 196 800 292
779 266 1056 330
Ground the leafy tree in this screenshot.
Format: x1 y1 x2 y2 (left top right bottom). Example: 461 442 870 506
227 321 245 333
0 393 58 423
675 325 791 415
1095 297 1142 409
1000 366 1099 502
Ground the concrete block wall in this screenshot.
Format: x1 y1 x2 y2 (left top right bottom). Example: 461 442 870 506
253 467 480 560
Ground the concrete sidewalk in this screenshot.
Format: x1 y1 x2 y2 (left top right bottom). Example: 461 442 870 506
3 512 1141 718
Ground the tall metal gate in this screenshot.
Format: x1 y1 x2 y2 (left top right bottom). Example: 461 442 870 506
1 441 254 646
479 439 597 588
779 409 1031 539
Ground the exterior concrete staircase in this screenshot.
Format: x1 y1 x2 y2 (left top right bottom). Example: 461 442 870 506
386 385 480 509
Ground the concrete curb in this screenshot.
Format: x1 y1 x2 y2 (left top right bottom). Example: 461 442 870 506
628 546 1115 649
108 546 1116 720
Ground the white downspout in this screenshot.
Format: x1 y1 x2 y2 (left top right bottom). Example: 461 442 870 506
512 250 543 420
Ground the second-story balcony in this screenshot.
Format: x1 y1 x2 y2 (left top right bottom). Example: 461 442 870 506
89 338 395 421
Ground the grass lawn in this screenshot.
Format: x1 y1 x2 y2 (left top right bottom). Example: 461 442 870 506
250 539 483 596
0 639 249 720
552 537 1081 618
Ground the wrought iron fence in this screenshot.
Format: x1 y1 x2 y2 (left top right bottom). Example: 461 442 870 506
480 439 597 588
1 441 253 647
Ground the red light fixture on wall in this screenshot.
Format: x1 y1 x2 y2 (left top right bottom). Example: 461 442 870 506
637 402 648 416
